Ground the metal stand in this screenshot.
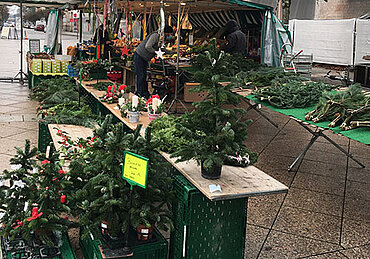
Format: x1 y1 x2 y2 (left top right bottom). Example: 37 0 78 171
12 0 27 85
288 120 365 171
166 1 188 114
242 98 279 128
121 186 134 257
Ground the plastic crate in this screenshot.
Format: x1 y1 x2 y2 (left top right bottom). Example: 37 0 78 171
80 227 168 259
1 234 76 259
38 121 53 153
67 65 80 77
170 174 247 259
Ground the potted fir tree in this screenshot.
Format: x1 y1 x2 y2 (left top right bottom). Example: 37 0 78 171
0 140 77 255
67 116 173 249
172 51 257 179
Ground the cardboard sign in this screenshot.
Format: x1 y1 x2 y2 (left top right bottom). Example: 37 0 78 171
122 151 148 189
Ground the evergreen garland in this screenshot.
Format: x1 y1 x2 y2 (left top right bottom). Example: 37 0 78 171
253 78 335 108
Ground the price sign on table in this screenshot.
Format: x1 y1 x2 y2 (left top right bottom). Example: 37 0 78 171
122 151 148 189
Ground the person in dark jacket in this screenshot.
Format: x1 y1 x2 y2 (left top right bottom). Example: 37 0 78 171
221 20 247 55
134 25 174 99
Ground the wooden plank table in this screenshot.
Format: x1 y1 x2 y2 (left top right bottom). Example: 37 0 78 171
76 79 289 201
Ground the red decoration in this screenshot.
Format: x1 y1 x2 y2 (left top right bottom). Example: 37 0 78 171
61 195 66 204
27 207 43 222
58 169 67 174
13 220 23 229
107 85 113 92
41 160 50 165
121 46 129 56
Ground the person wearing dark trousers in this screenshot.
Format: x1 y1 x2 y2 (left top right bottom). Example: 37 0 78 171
134 25 174 99
221 20 247 55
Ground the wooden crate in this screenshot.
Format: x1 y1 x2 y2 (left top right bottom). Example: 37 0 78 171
183 82 208 103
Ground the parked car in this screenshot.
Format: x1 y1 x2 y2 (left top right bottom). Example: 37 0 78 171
35 21 45 31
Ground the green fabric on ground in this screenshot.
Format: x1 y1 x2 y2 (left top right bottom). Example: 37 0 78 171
245 95 370 145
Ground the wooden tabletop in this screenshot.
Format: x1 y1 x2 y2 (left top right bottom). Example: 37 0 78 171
76 79 288 201
161 152 288 201
78 80 151 133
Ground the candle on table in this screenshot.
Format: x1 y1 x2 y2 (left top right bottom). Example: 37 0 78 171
132 95 139 108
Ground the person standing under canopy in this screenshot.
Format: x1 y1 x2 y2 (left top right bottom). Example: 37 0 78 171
221 20 247 55
134 25 174 99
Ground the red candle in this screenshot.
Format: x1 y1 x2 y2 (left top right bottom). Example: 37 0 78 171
32 207 38 217
60 195 66 204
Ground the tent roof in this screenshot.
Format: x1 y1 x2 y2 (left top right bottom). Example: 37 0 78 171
0 0 84 7
127 0 271 14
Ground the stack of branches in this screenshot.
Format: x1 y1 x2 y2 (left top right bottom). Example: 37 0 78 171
305 84 370 130
253 77 335 108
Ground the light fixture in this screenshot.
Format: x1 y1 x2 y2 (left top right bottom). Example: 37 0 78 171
180 2 186 5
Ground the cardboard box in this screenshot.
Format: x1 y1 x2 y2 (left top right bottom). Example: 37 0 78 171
184 82 208 103
32 59 43 73
51 60 61 73
61 61 69 73
42 60 52 73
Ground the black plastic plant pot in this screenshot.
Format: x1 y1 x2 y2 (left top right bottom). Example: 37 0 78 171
201 162 222 180
39 246 61 258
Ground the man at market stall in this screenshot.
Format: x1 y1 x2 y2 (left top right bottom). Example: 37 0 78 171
221 20 247 55
134 25 174 99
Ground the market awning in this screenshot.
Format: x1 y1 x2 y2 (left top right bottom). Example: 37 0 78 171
0 0 84 7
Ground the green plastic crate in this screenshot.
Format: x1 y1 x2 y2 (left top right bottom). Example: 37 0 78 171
0 234 76 259
80 227 168 259
38 121 53 153
170 174 247 259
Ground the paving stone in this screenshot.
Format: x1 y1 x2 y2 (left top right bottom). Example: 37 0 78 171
0 153 12 171
7 100 39 109
244 134 272 154
0 99 23 106
247 116 279 137
0 114 23 122
304 149 349 167
291 172 345 196
316 131 350 146
0 124 28 138
22 114 37 122
273 206 341 243
345 180 370 202
349 157 370 169
309 140 349 155
344 197 370 222
8 121 38 131
244 225 269 259
247 194 285 228
347 166 370 184
341 218 370 248
306 251 347 258
0 137 25 156
4 130 38 147
284 188 343 217
298 159 346 179
258 230 341 258
348 144 370 160
0 106 22 114
341 244 370 259
262 137 311 159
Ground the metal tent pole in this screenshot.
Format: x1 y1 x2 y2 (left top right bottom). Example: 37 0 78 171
167 1 188 114
11 0 27 85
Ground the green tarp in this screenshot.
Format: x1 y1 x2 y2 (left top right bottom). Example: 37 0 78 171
245 95 370 145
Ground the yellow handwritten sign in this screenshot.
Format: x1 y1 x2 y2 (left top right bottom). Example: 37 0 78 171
122 151 149 189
